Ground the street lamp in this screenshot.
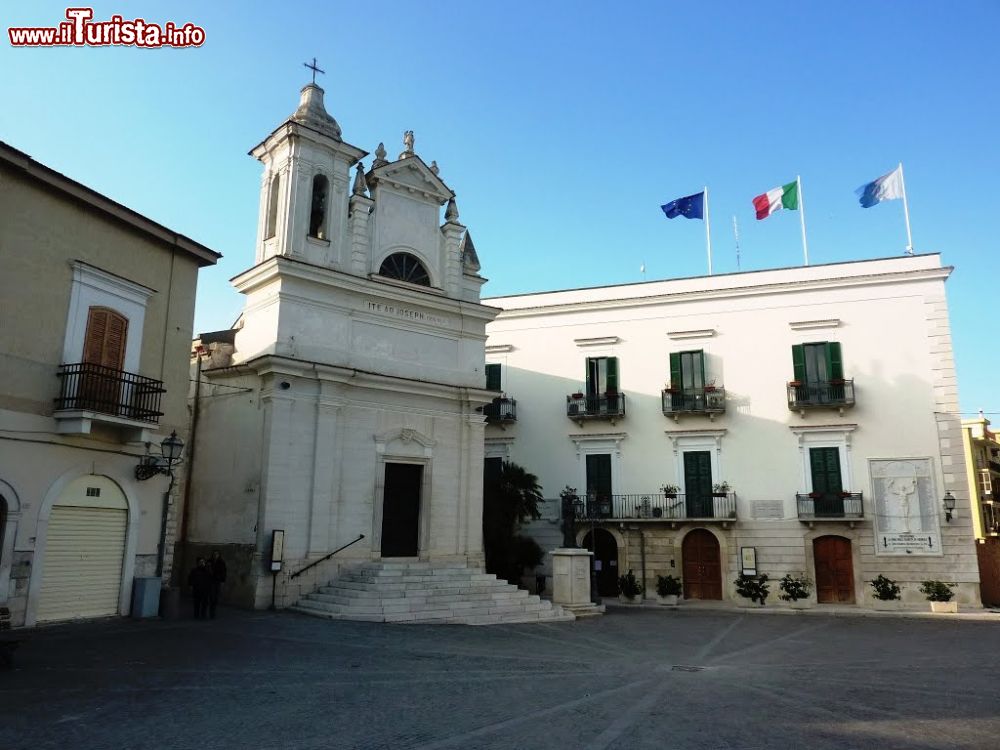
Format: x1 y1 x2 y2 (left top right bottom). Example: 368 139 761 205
135 430 185 582
135 430 185 481
943 491 956 523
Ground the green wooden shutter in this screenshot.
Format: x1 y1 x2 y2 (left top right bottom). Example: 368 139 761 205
791 344 806 382
696 350 706 388
585 357 596 395
485 363 501 391
605 357 619 393
827 342 843 380
669 352 681 388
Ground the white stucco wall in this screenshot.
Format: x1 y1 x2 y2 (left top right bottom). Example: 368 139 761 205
485 254 980 606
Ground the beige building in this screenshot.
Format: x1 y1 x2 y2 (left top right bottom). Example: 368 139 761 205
484 254 982 609
960 413 1000 605
0 142 219 627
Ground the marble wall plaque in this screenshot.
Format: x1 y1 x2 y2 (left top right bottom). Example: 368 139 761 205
870 458 942 556
753 500 784 519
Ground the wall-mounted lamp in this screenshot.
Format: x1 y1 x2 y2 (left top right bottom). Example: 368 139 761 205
943 491 956 523
135 430 185 481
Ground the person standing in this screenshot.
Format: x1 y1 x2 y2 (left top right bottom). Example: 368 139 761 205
188 557 212 620
208 550 227 619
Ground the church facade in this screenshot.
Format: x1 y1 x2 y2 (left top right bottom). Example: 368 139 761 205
183 84 499 609
483 254 983 609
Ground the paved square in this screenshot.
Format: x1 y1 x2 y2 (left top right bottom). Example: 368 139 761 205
3 607 999 749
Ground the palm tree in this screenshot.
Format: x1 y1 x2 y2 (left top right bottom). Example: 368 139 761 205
483 460 544 582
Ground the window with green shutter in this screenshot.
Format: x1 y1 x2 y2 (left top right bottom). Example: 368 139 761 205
669 350 705 390
586 356 619 395
791 342 843 383
485 363 502 391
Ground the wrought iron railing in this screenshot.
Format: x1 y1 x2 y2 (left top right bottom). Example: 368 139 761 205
661 387 726 416
796 492 864 520
570 492 736 521
566 393 626 419
787 379 855 409
55 362 165 424
484 396 517 424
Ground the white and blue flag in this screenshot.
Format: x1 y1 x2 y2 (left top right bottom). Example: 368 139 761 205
857 165 905 208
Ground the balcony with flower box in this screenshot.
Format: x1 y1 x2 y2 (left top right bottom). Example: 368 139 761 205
571 491 736 528
661 386 726 421
566 392 626 425
796 491 864 527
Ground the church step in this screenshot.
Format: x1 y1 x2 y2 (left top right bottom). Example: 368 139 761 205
315 584 521 600
291 602 573 625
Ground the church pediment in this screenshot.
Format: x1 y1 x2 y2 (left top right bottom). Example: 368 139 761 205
369 156 454 204
374 427 436 458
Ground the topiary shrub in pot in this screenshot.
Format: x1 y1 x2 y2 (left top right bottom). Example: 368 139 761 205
655 574 683 606
734 573 769 607
869 575 902 611
920 580 957 613
617 569 643 604
778 573 813 609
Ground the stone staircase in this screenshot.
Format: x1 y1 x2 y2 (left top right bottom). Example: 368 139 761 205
290 560 575 625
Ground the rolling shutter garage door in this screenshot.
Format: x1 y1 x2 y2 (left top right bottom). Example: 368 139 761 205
36 504 127 622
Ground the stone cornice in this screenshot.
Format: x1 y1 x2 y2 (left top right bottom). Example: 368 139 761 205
489 265 952 320
230 256 500 323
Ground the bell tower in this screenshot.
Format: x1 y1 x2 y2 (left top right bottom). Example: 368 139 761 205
250 82 366 268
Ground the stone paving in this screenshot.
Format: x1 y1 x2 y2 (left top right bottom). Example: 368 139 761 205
2 605 1000 749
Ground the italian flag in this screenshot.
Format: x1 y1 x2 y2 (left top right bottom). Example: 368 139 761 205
753 180 799 220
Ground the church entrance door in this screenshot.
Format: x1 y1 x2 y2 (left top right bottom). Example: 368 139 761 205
582 528 618 597
381 463 422 557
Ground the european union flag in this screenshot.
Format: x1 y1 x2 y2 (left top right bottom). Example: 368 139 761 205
661 191 705 220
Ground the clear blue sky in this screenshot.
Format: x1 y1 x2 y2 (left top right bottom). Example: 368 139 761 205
3 1 997 414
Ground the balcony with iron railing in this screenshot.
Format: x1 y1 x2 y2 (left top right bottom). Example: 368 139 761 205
54 362 165 439
787 379 855 415
484 396 517 425
796 492 864 525
566 392 626 423
661 387 726 420
570 492 736 524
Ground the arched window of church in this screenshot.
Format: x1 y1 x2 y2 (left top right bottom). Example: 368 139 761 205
378 253 431 287
309 174 329 240
265 174 280 239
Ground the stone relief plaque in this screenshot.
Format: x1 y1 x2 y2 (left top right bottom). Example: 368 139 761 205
870 458 942 556
753 500 784 519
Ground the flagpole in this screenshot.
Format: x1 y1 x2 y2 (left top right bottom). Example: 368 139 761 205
732 215 741 271
797 175 809 266
704 186 713 275
899 162 914 255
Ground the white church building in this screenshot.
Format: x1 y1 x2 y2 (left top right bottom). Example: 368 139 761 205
483 254 983 609
182 83 570 624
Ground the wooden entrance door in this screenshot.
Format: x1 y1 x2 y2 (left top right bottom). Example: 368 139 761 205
814 535 855 603
381 463 422 557
684 451 713 518
582 528 618 597
682 529 722 600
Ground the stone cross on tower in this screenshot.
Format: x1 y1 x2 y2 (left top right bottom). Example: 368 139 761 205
303 57 325 85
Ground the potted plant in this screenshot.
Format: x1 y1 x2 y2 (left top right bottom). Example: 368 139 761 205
778 573 813 609
789 380 802 387
655 574 683 606
869 575 902 611
704 378 717 393
617 569 643 604
839 490 852 498
712 481 731 497
734 573 769 607
919 580 957 613
660 483 679 498
570 389 585 400
808 491 822 499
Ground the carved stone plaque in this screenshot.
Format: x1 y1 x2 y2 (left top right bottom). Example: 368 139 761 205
870 458 942 556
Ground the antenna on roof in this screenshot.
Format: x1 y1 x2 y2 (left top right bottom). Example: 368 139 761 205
732 215 741 271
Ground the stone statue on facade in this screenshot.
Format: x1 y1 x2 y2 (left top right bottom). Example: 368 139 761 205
559 487 579 548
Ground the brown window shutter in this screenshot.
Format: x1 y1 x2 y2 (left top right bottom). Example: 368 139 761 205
83 307 128 369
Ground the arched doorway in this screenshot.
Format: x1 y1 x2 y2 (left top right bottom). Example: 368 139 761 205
37 476 128 622
682 529 722 600
582 528 618 596
813 535 855 603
